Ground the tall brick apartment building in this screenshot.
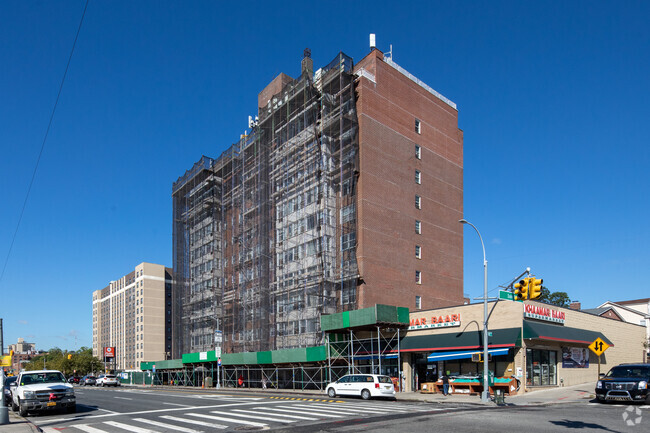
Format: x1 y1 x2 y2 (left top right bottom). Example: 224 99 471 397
172 47 463 357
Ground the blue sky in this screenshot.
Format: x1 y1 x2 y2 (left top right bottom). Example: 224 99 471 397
1 1 648 352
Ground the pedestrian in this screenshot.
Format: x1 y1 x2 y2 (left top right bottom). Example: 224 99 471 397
441 371 450 396
237 374 244 388
261 376 267 389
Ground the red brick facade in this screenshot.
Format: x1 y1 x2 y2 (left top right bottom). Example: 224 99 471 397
354 49 464 311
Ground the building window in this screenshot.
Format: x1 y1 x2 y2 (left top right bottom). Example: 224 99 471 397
415 119 421 134
415 195 421 209
415 220 421 234
415 170 421 184
415 295 422 309
341 232 356 251
415 245 421 259
340 204 355 224
415 145 421 160
415 270 422 284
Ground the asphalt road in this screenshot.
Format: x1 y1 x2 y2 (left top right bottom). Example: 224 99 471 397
292 401 650 433
26 386 650 433
28 386 442 432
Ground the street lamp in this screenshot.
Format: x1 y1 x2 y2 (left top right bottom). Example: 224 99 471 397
459 218 490 403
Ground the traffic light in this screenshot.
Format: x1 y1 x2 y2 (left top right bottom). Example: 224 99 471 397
514 278 529 301
9 350 13 358
530 277 543 299
68 354 73 360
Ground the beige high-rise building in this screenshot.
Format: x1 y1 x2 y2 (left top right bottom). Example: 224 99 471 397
92 262 172 370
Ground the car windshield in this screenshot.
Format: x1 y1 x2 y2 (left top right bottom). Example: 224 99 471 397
377 376 392 383
606 366 650 378
21 372 66 385
4 377 17 387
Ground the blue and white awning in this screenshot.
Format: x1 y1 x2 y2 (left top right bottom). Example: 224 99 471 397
427 348 510 362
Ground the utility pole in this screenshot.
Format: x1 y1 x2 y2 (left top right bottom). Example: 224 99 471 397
1 318 9 424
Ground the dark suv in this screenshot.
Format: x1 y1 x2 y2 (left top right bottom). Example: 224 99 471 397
595 363 650 403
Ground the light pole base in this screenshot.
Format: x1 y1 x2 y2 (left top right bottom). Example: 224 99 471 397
0 406 9 424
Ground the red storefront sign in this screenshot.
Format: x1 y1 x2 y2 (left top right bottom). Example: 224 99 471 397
409 313 461 330
104 347 116 358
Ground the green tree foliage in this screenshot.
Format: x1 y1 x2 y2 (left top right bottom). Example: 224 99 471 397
537 286 571 307
22 347 102 376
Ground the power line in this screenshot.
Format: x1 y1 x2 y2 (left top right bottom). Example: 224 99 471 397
0 0 90 286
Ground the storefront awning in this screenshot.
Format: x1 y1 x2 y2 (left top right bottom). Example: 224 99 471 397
399 327 521 352
523 320 614 346
427 348 510 362
353 354 399 361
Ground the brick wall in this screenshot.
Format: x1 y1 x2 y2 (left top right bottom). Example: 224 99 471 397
354 49 464 311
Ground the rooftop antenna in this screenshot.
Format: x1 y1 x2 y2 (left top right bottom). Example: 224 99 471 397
369 33 376 50
386 44 393 60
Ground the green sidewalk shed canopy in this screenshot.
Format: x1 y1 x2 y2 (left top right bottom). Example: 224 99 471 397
141 359 183 371
523 320 614 346
180 346 328 366
399 327 522 352
320 304 410 332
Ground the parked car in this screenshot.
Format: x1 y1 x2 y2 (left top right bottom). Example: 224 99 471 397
96 374 120 387
67 376 81 384
326 374 395 400
3 376 17 406
80 375 96 386
11 370 75 416
595 363 650 404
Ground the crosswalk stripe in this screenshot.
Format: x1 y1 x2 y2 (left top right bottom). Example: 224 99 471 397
160 415 227 429
270 406 343 417
104 421 157 433
244 408 318 420
224 410 295 423
187 412 267 427
230 409 308 422
69 425 108 433
306 403 401 414
133 417 203 432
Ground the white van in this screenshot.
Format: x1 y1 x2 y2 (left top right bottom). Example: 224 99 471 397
326 374 395 400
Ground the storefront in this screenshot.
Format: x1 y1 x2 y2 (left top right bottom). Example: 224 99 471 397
399 300 646 394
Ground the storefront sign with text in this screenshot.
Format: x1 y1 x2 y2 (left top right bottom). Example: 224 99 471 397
409 314 461 330
524 304 565 324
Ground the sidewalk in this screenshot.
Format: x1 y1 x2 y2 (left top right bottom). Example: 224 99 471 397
0 408 41 433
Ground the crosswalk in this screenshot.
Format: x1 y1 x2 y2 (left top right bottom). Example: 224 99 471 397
39 400 441 432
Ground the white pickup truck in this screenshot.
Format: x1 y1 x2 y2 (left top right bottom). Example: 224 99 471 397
10 369 76 416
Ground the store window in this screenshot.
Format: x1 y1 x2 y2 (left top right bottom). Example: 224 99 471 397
526 348 557 386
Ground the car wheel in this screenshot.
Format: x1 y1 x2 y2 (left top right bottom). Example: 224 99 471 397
327 387 336 398
361 389 371 400
11 399 18 412
18 399 28 417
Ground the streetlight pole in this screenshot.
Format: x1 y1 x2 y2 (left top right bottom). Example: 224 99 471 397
459 219 490 403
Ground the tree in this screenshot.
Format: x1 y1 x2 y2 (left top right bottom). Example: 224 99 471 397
537 286 571 307
22 347 102 376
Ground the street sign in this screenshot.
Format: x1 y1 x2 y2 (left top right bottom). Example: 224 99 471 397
498 290 515 301
0 356 10 367
152 365 156 373
588 338 610 356
217 358 221 366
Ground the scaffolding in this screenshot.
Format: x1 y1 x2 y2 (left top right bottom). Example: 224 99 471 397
172 52 361 356
172 156 223 357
